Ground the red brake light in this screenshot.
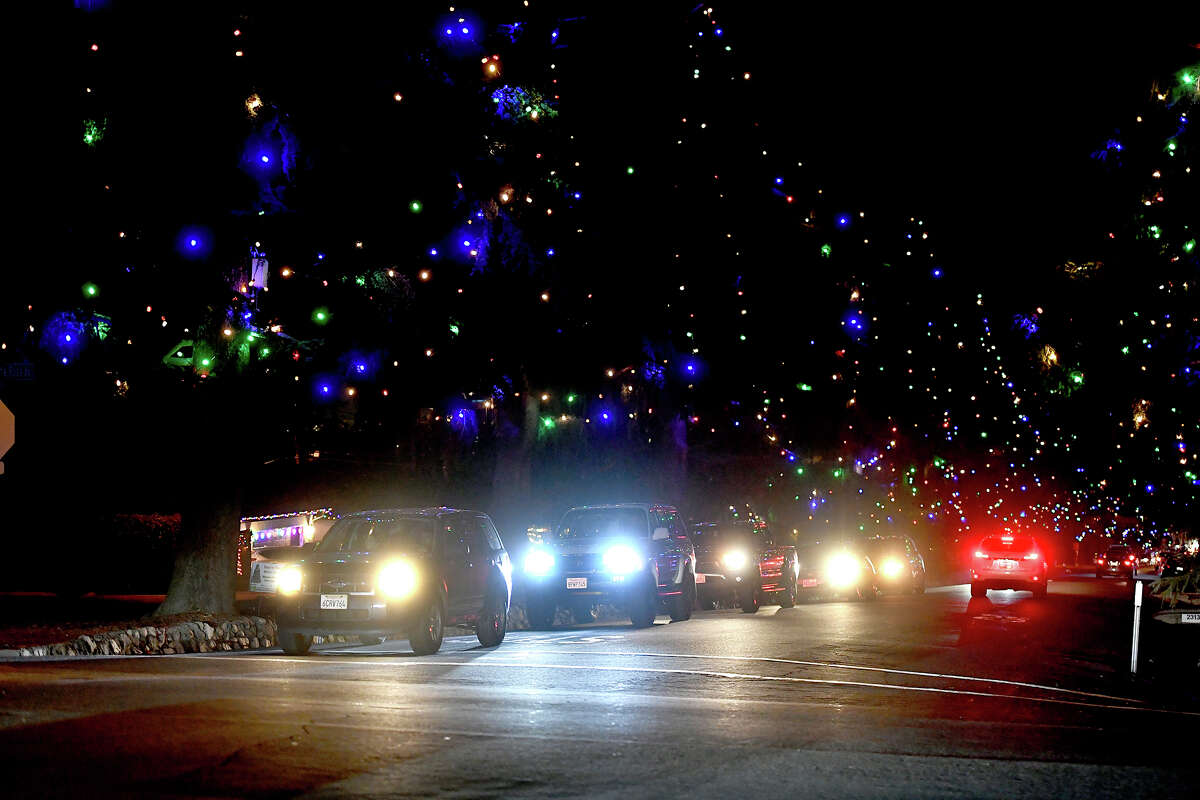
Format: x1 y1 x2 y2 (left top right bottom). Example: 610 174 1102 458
1024 552 1039 560
974 550 986 559
1097 558 1104 564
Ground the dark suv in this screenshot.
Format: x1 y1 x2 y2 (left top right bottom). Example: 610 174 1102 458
522 504 696 628
275 508 512 656
1097 545 1137 579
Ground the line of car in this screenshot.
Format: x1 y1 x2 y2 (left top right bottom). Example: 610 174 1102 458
271 503 936 657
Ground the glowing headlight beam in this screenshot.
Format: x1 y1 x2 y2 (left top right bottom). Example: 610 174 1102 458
602 545 642 575
277 564 302 594
826 553 861 589
723 550 749 570
377 560 419 599
524 548 555 576
881 558 904 578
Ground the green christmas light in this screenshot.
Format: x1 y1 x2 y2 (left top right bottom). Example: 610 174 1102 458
448 323 460 336
797 382 813 392
313 308 329 324
566 394 577 403
200 358 211 367
409 200 423 213
1070 370 1085 386
541 417 555 429
796 467 805 476
260 347 270 357
82 282 98 298
82 119 103 147
1184 239 1196 254
626 166 635 175
820 243 832 258
832 468 844 479
1121 346 1130 355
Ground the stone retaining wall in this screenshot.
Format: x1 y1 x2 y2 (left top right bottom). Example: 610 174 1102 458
17 616 278 657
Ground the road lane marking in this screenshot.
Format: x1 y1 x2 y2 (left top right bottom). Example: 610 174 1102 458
183 655 1198 717
497 648 1138 704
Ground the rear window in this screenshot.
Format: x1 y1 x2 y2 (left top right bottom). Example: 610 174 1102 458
557 508 649 540
314 518 438 554
981 536 1036 553
1106 546 1131 557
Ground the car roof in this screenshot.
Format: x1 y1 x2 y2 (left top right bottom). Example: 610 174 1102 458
563 503 677 513
339 507 485 521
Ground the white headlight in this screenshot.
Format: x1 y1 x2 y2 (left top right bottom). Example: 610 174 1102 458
723 550 748 570
881 558 904 578
826 553 861 588
277 564 302 594
524 549 555 576
603 545 642 574
377 560 418 599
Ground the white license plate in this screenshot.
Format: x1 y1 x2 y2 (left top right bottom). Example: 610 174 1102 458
320 594 348 610
695 573 706 584
1182 613 1200 624
566 577 587 589
802 578 819 588
992 559 1019 569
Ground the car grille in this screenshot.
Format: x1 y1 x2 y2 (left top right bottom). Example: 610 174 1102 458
303 573 373 594
560 553 602 573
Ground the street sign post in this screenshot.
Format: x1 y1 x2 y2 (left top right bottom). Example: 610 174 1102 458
1130 580 1143 675
0 399 13 475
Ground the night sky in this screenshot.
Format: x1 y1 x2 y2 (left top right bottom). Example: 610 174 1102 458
4 2 1196 547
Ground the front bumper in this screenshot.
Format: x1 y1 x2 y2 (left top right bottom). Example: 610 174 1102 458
524 571 664 604
276 592 422 637
1099 561 1135 575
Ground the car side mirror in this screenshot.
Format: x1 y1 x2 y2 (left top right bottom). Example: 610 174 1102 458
652 527 670 541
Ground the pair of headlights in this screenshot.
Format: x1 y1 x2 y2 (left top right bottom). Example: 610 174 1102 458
275 560 419 599
523 545 644 576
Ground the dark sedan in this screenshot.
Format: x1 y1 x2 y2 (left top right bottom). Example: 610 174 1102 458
794 541 879 602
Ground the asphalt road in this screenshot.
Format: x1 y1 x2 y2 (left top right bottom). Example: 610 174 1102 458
0 574 1195 799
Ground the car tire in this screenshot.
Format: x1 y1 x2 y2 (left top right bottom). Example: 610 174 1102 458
525 595 557 630
1032 582 1047 599
739 587 760 614
409 597 445 656
279 630 313 656
669 576 695 622
778 579 797 608
630 582 658 628
858 582 879 601
970 582 987 598
913 573 926 594
476 584 508 648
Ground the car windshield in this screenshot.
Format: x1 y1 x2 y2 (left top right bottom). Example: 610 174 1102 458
981 536 1036 553
866 538 904 560
557 508 648 539
314 518 438 554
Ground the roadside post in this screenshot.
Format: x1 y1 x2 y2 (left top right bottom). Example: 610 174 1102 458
1130 579 1143 675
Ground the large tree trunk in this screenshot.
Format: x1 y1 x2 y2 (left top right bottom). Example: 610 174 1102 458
156 486 241 616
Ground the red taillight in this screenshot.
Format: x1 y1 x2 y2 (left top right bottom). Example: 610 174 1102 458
1024 552 1039 561
1124 559 1133 565
1097 558 1105 564
974 550 987 559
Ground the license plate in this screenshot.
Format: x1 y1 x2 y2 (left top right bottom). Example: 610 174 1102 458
320 594 348 610
802 578 819 587
695 573 706 584
1182 613 1200 624
993 559 1018 569
566 577 587 589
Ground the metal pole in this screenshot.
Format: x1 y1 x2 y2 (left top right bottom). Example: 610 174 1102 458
1130 580 1143 675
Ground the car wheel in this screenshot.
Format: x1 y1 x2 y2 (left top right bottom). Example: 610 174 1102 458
476 584 508 648
525 595 557 630
913 573 926 594
778 579 796 608
669 576 695 622
970 582 987 598
738 587 760 614
858 582 879 601
1032 582 1047 599
630 582 658 628
279 630 313 656
409 597 445 656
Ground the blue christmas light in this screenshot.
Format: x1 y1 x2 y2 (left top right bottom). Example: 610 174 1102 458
714 28 723 36
429 248 438 256
546 248 555 256
774 177 783 185
836 215 850 228
931 268 943 278
259 153 270 164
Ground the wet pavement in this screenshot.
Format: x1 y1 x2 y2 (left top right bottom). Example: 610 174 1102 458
0 573 1194 798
